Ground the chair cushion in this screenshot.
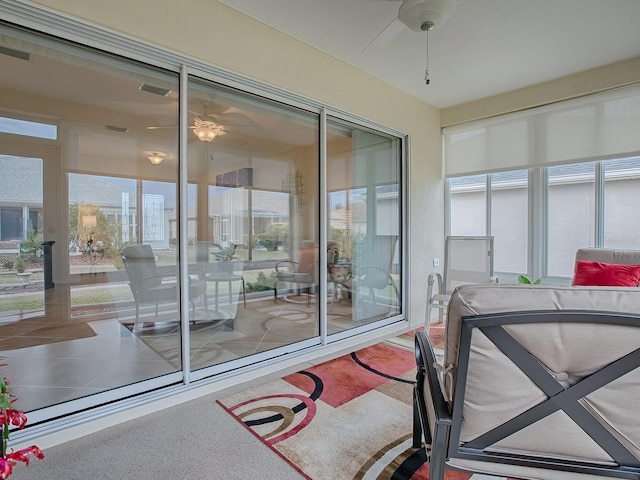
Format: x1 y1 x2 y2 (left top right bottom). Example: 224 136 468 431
441 284 640 466
572 259 640 287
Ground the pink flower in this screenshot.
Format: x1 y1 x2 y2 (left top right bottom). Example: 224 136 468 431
0 409 27 430
0 457 12 480
0 371 44 479
0 446 44 479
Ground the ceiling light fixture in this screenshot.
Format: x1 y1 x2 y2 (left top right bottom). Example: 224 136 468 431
396 0 458 85
148 152 164 165
193 118 223 142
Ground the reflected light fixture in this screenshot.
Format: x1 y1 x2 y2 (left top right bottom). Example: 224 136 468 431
193 118 223 142
148 152 164 165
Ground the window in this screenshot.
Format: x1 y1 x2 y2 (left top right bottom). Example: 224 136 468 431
448 157 639 282
546 163 595 277
448 171 528 276
604 157 640 249
0 115 57 139
491 170 528 274
449 175 486 236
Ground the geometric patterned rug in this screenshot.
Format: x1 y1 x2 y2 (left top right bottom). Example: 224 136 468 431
218 335 508 479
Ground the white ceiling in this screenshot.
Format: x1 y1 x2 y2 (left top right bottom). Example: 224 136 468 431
218 0 640 109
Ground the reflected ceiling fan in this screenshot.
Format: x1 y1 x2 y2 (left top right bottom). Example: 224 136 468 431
364 0 458 83
146 104 255 142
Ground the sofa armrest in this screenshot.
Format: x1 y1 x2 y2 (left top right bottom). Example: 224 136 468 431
414 330 452 478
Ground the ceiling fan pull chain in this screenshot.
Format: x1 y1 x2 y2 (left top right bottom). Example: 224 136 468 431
424 27 430 85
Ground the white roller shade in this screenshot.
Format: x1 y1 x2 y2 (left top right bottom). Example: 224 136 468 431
444 84 640 177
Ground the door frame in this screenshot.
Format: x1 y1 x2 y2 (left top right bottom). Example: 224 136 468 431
0 136 61 311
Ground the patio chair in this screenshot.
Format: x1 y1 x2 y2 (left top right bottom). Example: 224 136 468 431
274 243 317 306
121 244 208 322
354 234 399 306
425 236 494 326
414 283 640 480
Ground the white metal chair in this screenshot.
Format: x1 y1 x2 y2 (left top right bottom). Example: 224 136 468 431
121 244 208 322
425 236 494 325
274 244 317 305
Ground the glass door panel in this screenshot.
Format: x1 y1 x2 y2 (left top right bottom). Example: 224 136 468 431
327 118 402 334
0 23 182 416
187 77 320 371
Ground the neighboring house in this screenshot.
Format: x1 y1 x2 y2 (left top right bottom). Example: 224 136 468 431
0 161 179 249
0 156 43 241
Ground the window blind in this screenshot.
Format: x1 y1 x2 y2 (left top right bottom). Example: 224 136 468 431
443 83 640 177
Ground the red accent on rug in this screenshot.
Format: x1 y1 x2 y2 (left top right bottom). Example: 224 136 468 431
410 464 473 480
283 342 415 408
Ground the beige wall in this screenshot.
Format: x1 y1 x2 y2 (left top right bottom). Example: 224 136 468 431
441 56 640 127
30 0 443 325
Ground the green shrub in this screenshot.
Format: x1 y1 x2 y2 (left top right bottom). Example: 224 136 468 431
245 271 277 292
15 256 25 273
0 255 14 270
19 229 44 261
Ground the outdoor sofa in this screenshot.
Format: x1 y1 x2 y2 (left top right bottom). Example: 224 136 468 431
413 250 640 479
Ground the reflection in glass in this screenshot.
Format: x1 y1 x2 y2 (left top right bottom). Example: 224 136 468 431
0 26 181 413
186 77 320 371
0 156 45 322
327 118 401 333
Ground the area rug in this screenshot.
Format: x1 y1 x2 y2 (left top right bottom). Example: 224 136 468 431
0 321 97 349
218 337 507 480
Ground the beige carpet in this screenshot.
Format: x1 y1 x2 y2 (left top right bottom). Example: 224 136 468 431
11 395 304 480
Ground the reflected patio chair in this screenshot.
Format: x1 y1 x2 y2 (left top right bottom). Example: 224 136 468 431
334 235 399 317
121 244 208 322
354 235 399 308
274 244 317 306
425 236 494 326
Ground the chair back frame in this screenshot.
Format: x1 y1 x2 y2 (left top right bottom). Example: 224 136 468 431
443 236 494 294
415 309 640 480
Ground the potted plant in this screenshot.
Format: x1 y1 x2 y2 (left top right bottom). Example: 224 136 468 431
517 275 541 285
0 372 43 478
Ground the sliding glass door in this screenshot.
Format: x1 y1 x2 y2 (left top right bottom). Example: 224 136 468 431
186 77 321 374
0 20 405 422
326 118 402 334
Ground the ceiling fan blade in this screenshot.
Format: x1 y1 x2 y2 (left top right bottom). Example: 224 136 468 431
362 17 405 54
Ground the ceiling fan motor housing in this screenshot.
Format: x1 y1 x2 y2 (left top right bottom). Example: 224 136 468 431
398 0 458 32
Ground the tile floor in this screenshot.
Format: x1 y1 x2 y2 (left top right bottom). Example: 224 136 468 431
0 286 394 413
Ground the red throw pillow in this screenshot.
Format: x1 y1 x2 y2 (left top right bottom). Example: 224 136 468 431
572 260 640 287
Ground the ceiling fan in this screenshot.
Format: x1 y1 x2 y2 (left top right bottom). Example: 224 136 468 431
146 104 255 142
363 0 458 55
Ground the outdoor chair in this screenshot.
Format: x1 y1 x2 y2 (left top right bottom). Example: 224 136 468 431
425 235 494 326
330 235 399 319
274 244 317 305
414 283 640 480
353 234 399 307
121 244 208 322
